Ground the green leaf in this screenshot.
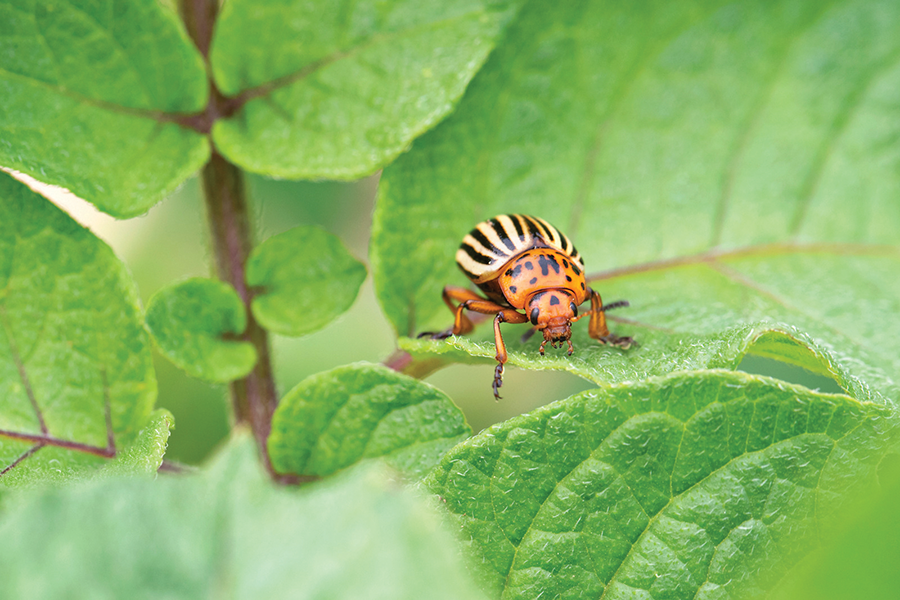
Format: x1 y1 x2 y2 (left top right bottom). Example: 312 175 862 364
0 435 489 600
269 363 471 479
370 0 900 402
0 0 209 217
425 370 895 600
768 452 900 600
102 408 173 477
209 0 519 179
0 172 158 487
247 226 367 337
145 278 257 383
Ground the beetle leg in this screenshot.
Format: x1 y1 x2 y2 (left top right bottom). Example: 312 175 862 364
587 288 634 348
419 286 491 339
490 308 529 400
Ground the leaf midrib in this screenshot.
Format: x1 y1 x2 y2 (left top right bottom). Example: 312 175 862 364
584 241 899 283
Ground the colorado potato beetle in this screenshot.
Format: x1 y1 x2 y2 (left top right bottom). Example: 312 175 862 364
422 214 633 399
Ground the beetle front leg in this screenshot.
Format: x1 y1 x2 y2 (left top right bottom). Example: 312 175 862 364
586 288 633 349
491 309 529 400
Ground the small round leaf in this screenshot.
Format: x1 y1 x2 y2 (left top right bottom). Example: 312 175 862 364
268 363 471 479
247 226 366 337
145 278 257 382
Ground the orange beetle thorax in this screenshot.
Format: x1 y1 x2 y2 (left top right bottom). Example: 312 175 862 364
497 248 588 308
526 289 578 348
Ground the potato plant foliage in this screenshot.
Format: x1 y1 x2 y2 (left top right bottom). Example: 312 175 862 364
1 0 899 598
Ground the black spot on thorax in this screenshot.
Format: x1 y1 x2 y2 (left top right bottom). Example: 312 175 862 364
536 253 561 276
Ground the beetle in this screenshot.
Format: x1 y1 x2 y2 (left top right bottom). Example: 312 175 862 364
422 214 633 399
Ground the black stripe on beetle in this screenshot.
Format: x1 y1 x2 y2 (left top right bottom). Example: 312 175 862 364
489 218 517 251
470 227 502 256
511 215 526 239
461 243 494 265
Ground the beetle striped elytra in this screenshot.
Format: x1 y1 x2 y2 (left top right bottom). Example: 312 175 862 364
421 214 633 399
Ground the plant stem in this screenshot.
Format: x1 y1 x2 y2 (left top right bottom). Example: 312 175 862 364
180 0 279 472
201 152 279 471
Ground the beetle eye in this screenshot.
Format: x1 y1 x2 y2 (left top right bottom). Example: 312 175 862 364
570 302 577 317
530 307 540 326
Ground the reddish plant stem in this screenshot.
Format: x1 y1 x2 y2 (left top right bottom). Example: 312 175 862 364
181 0 279 472
201 152 279 471
178 0 218 58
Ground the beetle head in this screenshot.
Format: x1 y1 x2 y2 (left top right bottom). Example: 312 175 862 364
527 290 578 349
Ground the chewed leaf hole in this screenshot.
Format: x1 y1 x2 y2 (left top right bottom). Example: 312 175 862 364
739 330 846 395
738 354 843 395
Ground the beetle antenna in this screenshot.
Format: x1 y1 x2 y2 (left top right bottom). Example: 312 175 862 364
600 300 629 312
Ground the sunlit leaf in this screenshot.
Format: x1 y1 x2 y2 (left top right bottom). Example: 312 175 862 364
0 0 209 217
210 0 519 179
371 0 900 404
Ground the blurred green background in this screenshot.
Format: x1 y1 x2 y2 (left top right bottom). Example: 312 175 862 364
55 177 842 464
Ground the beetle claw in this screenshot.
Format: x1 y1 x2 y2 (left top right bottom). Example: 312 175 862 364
493 364 504 400
600 334 634 349
419 329 453 340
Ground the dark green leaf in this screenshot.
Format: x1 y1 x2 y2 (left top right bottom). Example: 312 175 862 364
247 226 367 337
209 0 519 179
0 172 158 487
0 0 209 217
269 363 470 479
426 370 895 600
145 278 257 382
0 435 489 600
371 0 900 403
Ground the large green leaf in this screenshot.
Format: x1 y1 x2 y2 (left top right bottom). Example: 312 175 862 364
0 0 209 217
0 173 159 487
425 370 895 600
209 0 519 179
269 363 471 479
371 0 900 403
0 436 489 600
